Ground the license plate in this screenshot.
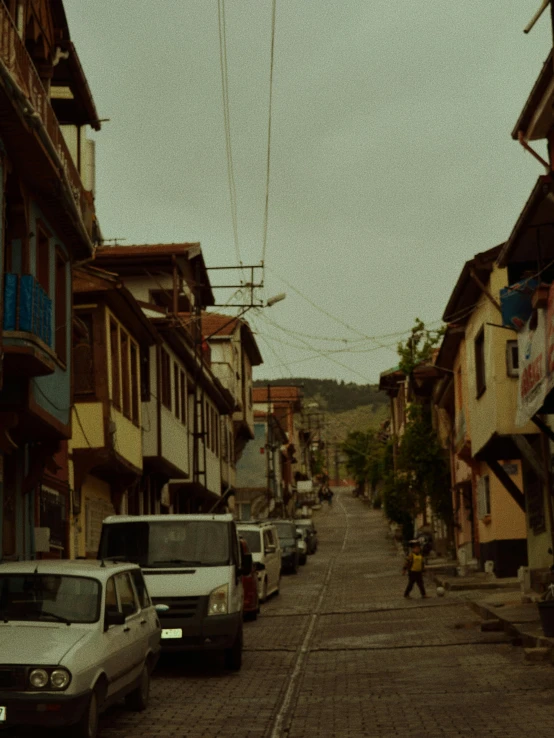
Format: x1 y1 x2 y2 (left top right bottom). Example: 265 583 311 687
0 706 6 722
161 628 182 639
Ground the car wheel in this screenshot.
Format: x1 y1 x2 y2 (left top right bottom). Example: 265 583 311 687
275 577 281 596
224 627 243 671
245 608 258 621
72 687 100 738
300 555 307 566
125 663 150 712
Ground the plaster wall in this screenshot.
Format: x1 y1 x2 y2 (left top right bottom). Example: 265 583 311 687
465 267 538 455
70 403 105 449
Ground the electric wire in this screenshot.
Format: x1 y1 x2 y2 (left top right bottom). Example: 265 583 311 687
217 0 242 273
261 0 277 269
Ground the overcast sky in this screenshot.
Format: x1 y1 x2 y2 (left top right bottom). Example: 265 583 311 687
64 1 552 384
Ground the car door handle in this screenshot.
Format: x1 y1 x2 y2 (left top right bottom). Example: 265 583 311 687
123 626 131 633
140 619 147 625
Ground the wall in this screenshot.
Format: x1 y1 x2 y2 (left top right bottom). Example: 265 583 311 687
236 422 266 488
465 267 538 456
75 474 114 557
71 403 104 449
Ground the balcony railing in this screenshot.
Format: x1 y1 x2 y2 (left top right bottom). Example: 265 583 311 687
0 2 92 233
3 273 52 346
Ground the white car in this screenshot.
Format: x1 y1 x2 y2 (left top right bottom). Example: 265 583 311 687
237 522 282 602
0 559 161 738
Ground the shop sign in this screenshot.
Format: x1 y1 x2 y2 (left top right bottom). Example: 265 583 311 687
516 309 548 426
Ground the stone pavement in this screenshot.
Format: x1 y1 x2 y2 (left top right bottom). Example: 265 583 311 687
9 492 554 737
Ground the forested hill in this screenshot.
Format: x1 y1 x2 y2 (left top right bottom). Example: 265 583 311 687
253 378 388 414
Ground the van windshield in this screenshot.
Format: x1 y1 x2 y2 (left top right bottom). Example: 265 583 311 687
99 521 230 568
238 530 261 553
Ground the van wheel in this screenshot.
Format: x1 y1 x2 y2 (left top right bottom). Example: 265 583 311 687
72 687 100 738
125 663 150 711
224 627 243 671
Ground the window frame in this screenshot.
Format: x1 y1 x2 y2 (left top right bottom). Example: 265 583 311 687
109 319 121 409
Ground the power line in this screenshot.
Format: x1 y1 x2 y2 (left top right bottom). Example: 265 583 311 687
261 0 277 269
217 0 242 272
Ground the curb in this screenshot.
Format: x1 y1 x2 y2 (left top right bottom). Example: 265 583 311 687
468 595 554 653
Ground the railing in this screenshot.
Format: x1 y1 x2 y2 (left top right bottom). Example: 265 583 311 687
0 2 92 233
3 273 52 346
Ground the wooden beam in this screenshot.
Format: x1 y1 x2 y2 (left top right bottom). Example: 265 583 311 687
486 458 526 513
469 268 502 314
510 434 548 483
532 414 554 443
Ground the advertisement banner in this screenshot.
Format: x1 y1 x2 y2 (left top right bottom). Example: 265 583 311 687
516 308 548 427
546 283 554 393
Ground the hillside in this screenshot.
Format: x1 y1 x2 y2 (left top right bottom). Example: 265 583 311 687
254 377 390 448
253 377 388 414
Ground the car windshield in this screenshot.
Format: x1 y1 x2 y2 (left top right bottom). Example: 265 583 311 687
0 574 100 623
238 530 261 553
274 523 296 546
99 521 231 568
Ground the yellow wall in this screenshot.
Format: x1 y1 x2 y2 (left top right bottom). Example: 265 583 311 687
111 409 143 471
476 461 526 544
71 403 105 449
465 267 538 456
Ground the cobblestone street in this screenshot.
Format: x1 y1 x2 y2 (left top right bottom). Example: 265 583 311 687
11 490 554 738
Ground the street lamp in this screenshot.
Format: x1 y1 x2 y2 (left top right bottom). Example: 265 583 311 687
266 292 286 307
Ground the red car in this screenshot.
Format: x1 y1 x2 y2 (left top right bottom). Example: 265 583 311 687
240 538 260 621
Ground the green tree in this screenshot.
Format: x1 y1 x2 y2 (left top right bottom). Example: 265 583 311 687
397 318 444 376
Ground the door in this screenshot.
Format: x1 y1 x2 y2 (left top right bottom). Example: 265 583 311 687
102 576 135 700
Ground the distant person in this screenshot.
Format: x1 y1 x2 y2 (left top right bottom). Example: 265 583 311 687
403 540 428 599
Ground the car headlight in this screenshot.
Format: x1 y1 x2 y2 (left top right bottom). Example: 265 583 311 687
28 667 71 691
29 669 49 689
208 584 228 616
50 669 71 690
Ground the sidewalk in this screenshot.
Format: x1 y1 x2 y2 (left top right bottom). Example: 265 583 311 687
427 565 554 658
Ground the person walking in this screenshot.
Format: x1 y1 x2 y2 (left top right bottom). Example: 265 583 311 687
403 540 428 599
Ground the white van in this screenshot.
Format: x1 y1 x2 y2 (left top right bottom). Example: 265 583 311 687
237 522 281 602
99 514 249 671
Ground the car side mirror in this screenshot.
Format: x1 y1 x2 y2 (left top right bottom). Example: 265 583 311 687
265 545 276 554
104 610 125 629
240 552 253 576
255 562 266 571
296 532 302 539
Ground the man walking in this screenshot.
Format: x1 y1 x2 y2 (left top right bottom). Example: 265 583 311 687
403 540 428 599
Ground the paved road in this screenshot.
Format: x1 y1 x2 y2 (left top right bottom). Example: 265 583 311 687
11 489 554 736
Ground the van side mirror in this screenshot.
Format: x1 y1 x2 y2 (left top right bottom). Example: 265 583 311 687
104 610 125 629
240 552 253 576
255 562 265 571
265 545 276 554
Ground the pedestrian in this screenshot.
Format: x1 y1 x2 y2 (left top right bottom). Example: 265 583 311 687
403 540 428 599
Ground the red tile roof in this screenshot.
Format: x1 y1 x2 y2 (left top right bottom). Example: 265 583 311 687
96 243 200 258
252 386 303 403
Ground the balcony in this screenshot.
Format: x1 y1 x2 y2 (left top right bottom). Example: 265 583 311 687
2 273 55 376
0 2 94 245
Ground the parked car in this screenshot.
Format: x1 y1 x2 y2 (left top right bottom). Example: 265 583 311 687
296 527 309 565
239 538 260 620
0 559 160 738
273 520 301 574
99 514 251 671
295 519 318 554
237 521 281 602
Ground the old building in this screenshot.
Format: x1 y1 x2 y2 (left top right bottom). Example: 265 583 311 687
70 266 158 557
0 0 100 559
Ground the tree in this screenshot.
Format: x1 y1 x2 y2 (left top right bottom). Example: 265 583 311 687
342 429 386 490
397 318 444 376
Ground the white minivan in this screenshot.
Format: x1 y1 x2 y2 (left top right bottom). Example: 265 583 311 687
99 514 250 671
237 522 281 602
